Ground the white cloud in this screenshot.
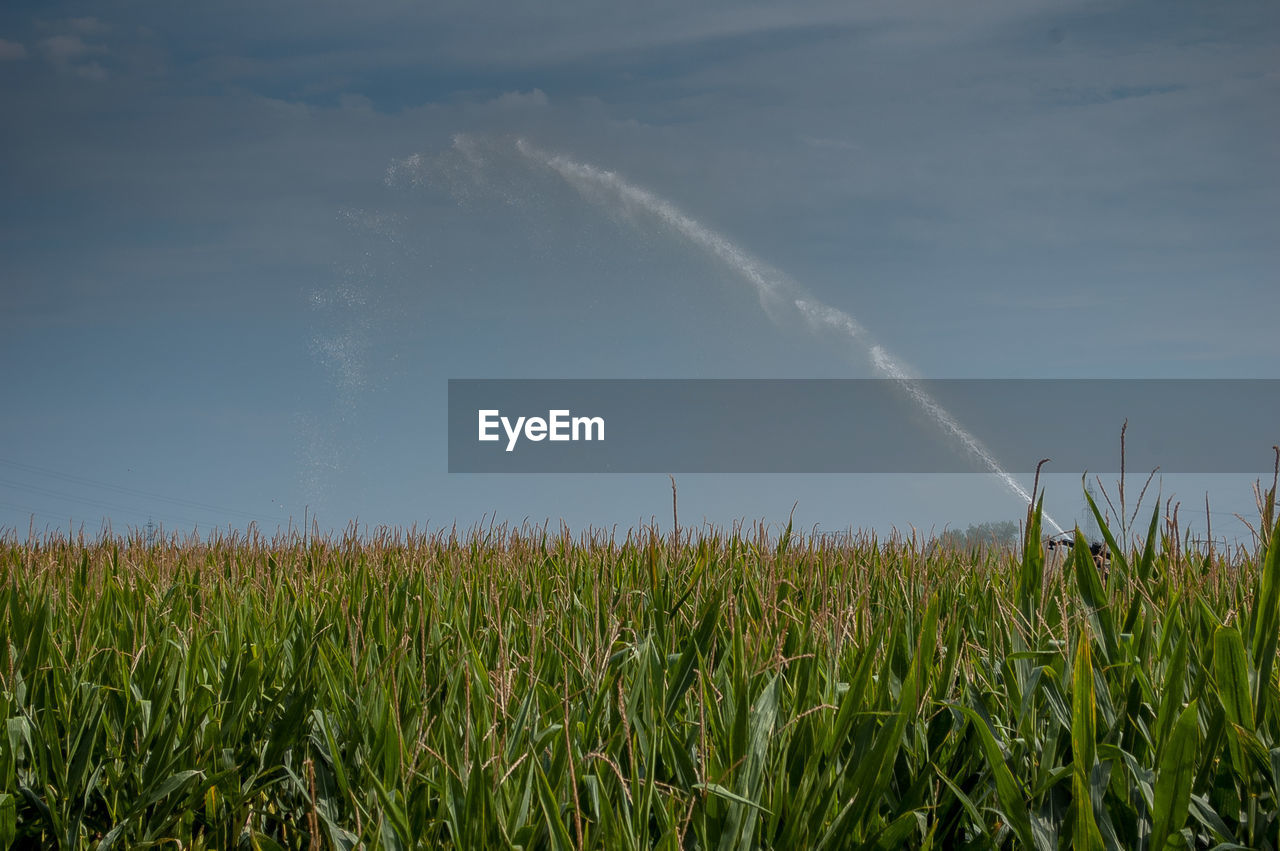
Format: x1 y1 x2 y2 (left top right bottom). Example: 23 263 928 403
75 62 107 81
41 34 95 63
338 93 375 112
39 32 109 78
68 17 110 36
0 39 26 61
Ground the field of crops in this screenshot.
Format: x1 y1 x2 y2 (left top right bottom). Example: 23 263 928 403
1 488 1278 850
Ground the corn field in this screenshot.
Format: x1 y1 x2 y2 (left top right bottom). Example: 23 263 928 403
1 486 1278 849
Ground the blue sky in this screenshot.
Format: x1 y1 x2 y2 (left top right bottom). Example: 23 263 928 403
2 1 1277 542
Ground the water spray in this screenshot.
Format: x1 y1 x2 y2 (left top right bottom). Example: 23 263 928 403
403 135 1065 534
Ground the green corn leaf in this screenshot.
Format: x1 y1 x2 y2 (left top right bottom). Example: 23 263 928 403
0 793 14 851
1154 625 1189 762
1073 527 1119 664
1072 634 1103 851
1083 480 1129 580
1019 493 1045 627
935 770 988 840
534 758 575 851
843 599 938 833
141 769 202 809
717 675 779 851
664 594 720 718
693 783 772 813
1136 502 1162 586
1250 514 1280 723
1151 700 1199 851
1213 626 1254 778
869 810 920 849
957 705 1035 850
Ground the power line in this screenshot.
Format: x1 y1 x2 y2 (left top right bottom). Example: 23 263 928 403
0 457 287 524
0 479 208 528
0 499 77 527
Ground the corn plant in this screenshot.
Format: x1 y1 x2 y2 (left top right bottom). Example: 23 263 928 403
0 484 1277 849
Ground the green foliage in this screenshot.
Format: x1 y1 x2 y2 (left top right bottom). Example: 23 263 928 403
0 502 1277 849
936 521 1021 553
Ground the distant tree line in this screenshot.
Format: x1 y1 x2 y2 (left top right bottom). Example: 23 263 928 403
936 520 1021 550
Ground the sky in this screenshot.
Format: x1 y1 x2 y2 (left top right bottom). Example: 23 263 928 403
2 0 1277 543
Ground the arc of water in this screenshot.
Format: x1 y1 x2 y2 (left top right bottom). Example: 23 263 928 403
506 136 1063 534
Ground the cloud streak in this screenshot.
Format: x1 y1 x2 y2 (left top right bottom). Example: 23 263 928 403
0 39 26 61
